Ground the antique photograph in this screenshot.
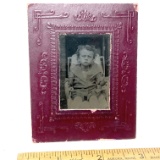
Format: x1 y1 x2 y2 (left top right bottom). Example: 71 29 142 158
28 4 137 142
60 34 111 110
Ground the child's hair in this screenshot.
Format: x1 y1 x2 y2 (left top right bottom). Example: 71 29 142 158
76 45 96 59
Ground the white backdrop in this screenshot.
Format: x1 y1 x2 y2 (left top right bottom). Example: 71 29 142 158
0 0 160 159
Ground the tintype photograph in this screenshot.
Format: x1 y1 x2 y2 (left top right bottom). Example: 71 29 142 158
60 34 110 110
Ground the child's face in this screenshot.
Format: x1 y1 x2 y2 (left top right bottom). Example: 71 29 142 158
79 48 94 67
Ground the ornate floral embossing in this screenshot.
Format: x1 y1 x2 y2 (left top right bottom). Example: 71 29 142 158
33 10 69 46
114 122 131 131
112 26 121 115
121 75 128 93
47 23 122 31
47 23 122 120
37 101 44 133
37 101 68 133
38 52 48 95
121 51 130 93
34 10 69 20
100 11 135 44
74 10 97 22
114 99 131 131
113 50 131 131
50 29 58 116
44 126 69 134
75 122 96 132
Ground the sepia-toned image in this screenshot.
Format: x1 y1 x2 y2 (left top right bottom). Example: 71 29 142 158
60 34 111 110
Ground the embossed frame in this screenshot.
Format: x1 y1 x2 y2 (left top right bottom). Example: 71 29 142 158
28 4 138 142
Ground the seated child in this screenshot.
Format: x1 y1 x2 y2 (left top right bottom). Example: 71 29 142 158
66 45 108 109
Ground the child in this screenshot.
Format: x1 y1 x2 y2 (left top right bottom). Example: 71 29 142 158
66 45 108 109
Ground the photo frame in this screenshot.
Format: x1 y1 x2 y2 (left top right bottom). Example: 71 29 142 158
28 4 138 142
60 34 110 110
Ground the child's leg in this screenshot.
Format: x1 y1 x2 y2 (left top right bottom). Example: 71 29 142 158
80 101 90 109
69 96 83 109
89 95 99 109
98 94 108 109
67 98 73 109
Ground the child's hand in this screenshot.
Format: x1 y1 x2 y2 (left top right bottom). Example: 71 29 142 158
70 87 74 91
95 85 102 93
68 78 74 86
100 77 108 86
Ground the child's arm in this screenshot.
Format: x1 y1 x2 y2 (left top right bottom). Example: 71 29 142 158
65 71 75 98
68 71 74 86
96 73 108 86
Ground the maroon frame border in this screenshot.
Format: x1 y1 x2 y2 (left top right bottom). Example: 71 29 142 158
28 3 138 142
